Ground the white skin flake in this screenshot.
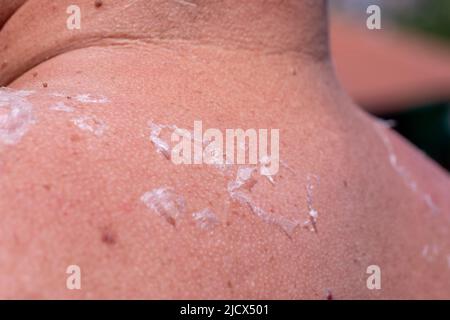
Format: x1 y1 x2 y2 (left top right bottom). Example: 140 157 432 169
174 0 197 7
0 87 36 145
231 190 299 236
259 155 276 185
227 166 299 237
227 167 257 193
49 92 67 98
49 101 74 113
74 94 109 104
375 120 440 214
140 187 186 226
421 244 440 262
202 137 233 172
149 122 171 159
192 208 220 230
71 115 107 136
304 174 320 232
148 121 180 160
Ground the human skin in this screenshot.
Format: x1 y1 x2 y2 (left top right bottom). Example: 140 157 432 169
0 0 449 299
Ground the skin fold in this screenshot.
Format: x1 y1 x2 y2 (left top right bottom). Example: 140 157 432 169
0 0 449 299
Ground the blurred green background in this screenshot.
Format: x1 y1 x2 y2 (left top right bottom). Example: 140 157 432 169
394 0 450 43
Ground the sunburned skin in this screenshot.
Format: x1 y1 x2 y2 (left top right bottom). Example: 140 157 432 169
0 0 449 299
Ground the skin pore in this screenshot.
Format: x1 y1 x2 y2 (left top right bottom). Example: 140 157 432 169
0 0 449 299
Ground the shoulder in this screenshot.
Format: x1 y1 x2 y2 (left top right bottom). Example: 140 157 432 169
1 43 450 298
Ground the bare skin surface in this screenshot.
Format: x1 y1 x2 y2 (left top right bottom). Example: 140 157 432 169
0 0 449 299
0 0 26 29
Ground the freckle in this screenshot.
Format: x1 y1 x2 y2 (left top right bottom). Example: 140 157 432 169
227 281 233 289
42 82 48 88
101 230 117 245
231 210 240 216
70 134 82 142
226 221 232 226
43 184 52 191
120 201 134 213
166 216 176 226
343 180 348 187
32 72 38 78
95 0 103 8
140 187 185 226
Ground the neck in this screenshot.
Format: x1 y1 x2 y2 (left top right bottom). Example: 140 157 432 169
148 0 329 57
0 0 330 85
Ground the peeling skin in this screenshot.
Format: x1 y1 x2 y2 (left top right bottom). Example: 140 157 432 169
375 121 440 214
3 0 450 300
231 190 299 236
140 187 186 226
49 92 66 98
227 167 257 193
146 122 302 235
192 208 220 230
0 87 35 145
202 136 234 172
148 121 176 159
74 94 109 104
146 123 303 235
49 92 108 104
424 194 439 214
422 244 440 262
49 101 74 113
259 155 275 184
71 115 107 136
227 166 299 237
174 0 197 7
304 174 320 233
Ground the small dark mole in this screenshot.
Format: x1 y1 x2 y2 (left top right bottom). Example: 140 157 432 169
94 0 103 8
167 216 176 226
343 180 348 187
32 72 38 78
227 281 233 289
326 289 333 300
70 134 82 142
43 184 52 191
101 230 117 245
66 96 72 100
226 220 232 227
42 82 48 88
